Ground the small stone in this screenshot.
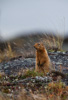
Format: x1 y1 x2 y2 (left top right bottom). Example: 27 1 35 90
56 62 62 65
63 52 66 54
27 83 29 86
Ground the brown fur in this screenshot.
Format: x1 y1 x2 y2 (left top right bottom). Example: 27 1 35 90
34 43 50 75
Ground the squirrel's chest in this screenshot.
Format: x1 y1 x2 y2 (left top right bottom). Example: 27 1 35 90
37 52 44 61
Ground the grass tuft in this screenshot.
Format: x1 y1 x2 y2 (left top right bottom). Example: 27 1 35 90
43 34 64 51
20 70 44 79
0 42 16 62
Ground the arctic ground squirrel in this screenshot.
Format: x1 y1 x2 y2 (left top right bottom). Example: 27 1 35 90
34 43 51 75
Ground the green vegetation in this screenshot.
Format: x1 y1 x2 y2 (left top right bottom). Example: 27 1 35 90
20 70 44 79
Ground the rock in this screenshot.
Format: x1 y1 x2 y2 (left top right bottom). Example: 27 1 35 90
56 62 62 65
35 76 52 82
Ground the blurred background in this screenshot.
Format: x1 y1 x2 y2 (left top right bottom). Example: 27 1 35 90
0 0 68 61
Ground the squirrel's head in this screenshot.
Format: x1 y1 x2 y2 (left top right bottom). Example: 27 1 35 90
34 43 45 51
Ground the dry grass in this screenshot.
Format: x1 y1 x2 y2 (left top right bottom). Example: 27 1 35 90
0 42 16 62
45 81 68 100
0 92 10 100
17 34 64 58
16 88 47 100
43 33 64 51
0 34 64 60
